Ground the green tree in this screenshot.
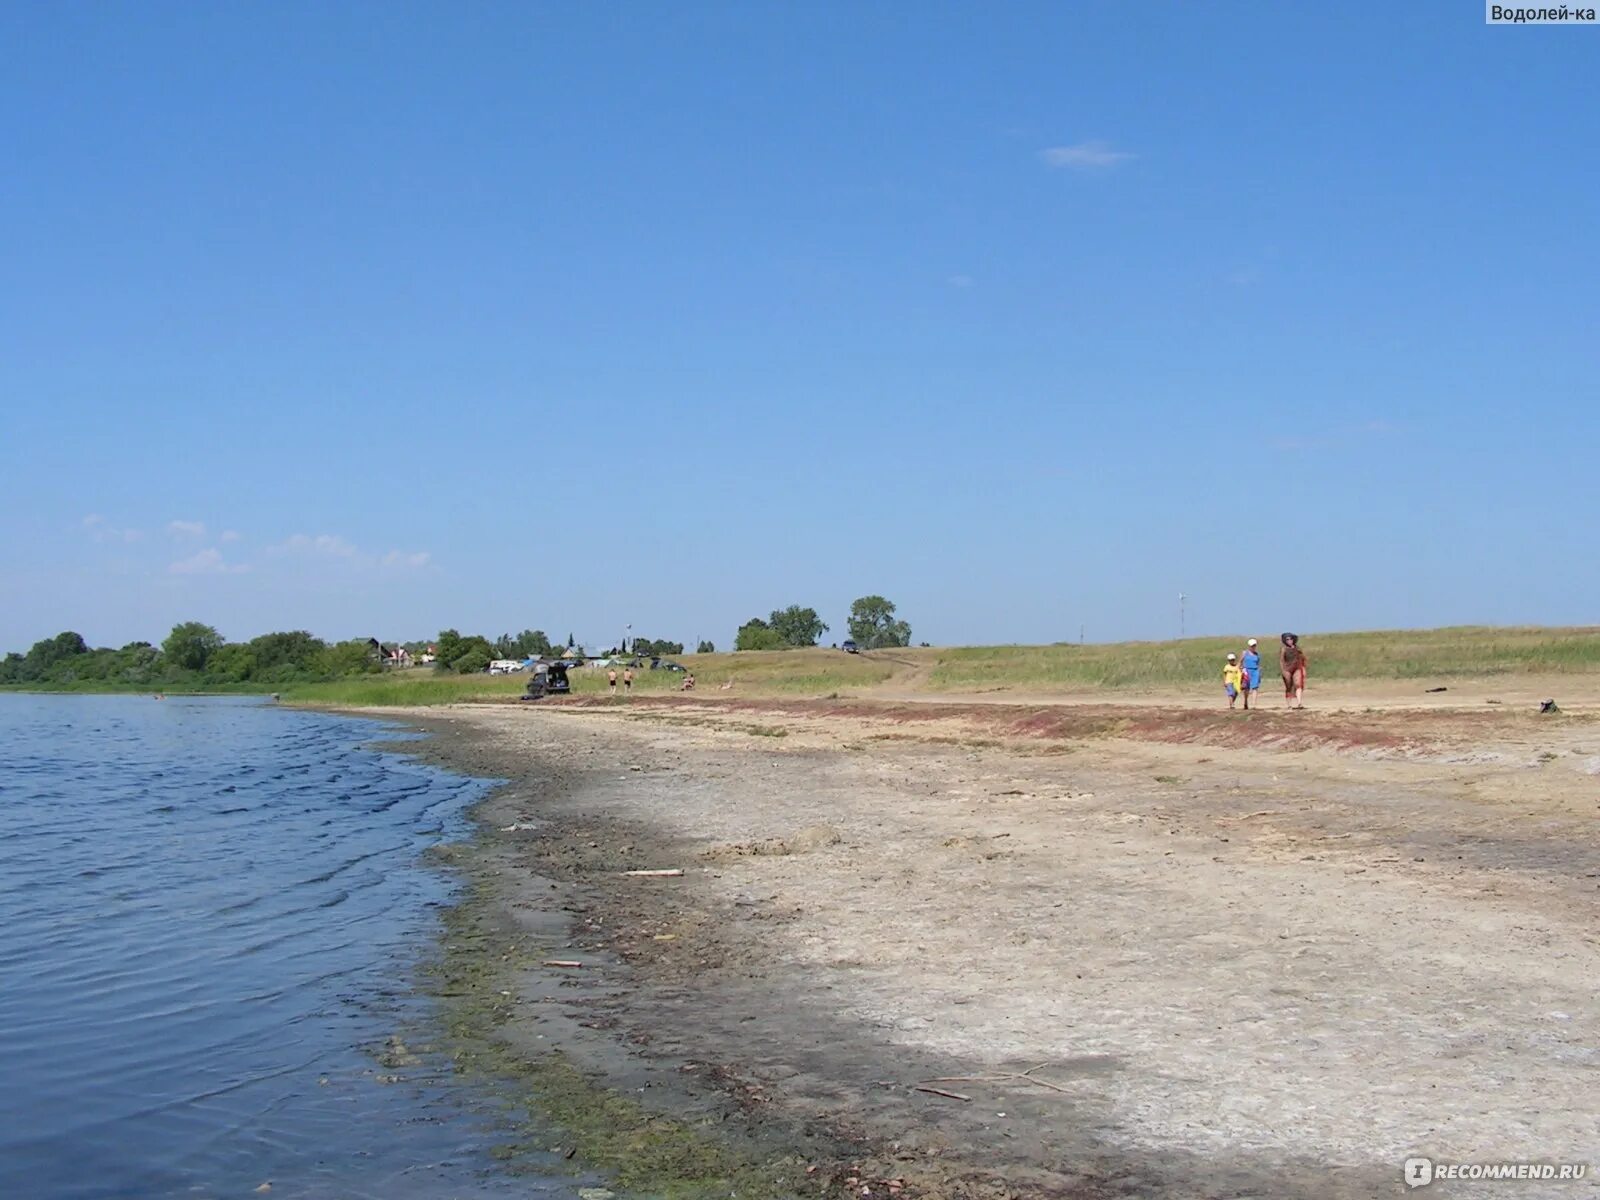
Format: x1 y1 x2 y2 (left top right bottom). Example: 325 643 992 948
734 618 786 651
163 622 223 671
768 605 827 647
695 640 715 654
633 637 685 657
435 630 493 673
321 639 380 677
116 642 161 686
453 647 491 674
847 595 912 649
206 643 258 683
493 629 553 660
247 631 327 676
16 631 90 681
434 630 464 672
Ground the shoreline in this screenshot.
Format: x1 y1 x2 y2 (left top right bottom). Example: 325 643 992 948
372 710 882 1199
366 698 1600 1200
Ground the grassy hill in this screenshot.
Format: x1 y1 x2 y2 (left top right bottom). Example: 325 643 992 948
279 625 1600 706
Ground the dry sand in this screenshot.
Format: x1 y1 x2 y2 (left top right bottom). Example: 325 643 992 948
392 691 1600 1198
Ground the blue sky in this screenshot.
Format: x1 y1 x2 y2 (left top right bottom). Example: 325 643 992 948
2 2 1595 652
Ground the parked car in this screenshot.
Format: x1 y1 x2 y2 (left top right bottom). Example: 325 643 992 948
520 661 572 700
841 640 860 654
659 661 685 672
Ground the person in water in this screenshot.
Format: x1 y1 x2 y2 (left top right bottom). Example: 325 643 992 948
1240 638 1262 709
1280 632 1307 709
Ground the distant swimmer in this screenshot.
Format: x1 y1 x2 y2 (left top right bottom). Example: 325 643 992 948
608 668 618 695
623 667 634 694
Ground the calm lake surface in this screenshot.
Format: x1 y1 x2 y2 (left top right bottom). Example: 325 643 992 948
0 695 566 1200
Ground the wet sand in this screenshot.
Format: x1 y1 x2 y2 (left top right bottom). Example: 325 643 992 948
383 693 1600 1199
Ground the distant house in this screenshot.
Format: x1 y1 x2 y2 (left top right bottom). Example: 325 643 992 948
373 642 411 668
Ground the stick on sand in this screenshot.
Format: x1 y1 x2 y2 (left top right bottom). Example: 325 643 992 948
913 1085 971 1101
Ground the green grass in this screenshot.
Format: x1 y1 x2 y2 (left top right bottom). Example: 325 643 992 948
279 672 527 706
275 625 1600 707
0 680 274 695
282 651 897 706
925 625 1600 689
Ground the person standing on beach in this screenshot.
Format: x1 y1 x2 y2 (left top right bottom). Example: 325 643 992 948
608 667 618 695
623 666 634 695
1240 639 1262 709
1223 653 1243 710
1280 633 1307 709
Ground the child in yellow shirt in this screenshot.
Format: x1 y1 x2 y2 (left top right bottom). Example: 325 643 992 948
1223 653 1243 709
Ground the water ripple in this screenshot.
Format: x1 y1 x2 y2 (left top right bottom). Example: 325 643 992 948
0 695 544 1200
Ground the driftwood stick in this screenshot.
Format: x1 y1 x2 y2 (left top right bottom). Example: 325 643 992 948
1014 1073 1073 1094
913 1085 971 1101
624 869 685 877
541 959 583 968
924 1067 1075 1095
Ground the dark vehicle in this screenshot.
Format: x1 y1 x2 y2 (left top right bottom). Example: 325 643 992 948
520 661 572 701
841 640 860 654
659 661 685 672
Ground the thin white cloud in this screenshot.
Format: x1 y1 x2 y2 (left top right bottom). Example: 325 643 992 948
947 274 975 289
275 533 358 558
168 520 207 539
219 529 242 543
169 548 249 576
1039 140 1136 171
382 550 431 569
269 533 430 571
82 514 144 544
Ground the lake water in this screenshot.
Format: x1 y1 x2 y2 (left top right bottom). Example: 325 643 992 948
0 695 566 1200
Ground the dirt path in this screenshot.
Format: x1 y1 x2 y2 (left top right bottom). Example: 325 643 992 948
395 698 1600 1198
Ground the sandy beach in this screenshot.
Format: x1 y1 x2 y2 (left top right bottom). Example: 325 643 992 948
387 692 1600 1199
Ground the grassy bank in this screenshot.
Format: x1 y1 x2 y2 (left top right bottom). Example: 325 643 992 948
925 625 1600 690
0 681 276 695
276 625 1600 707
281 649 898 706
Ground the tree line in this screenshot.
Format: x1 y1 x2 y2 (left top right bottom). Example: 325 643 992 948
0 623 707 686
0 624 382 688
734 595 912 651
1 597 914 688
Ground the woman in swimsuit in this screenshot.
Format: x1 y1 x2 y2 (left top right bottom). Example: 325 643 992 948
1280 632 1307 710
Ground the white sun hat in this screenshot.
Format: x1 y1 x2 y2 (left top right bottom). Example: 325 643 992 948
1247 638 1258 646
1227 652 1237 660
